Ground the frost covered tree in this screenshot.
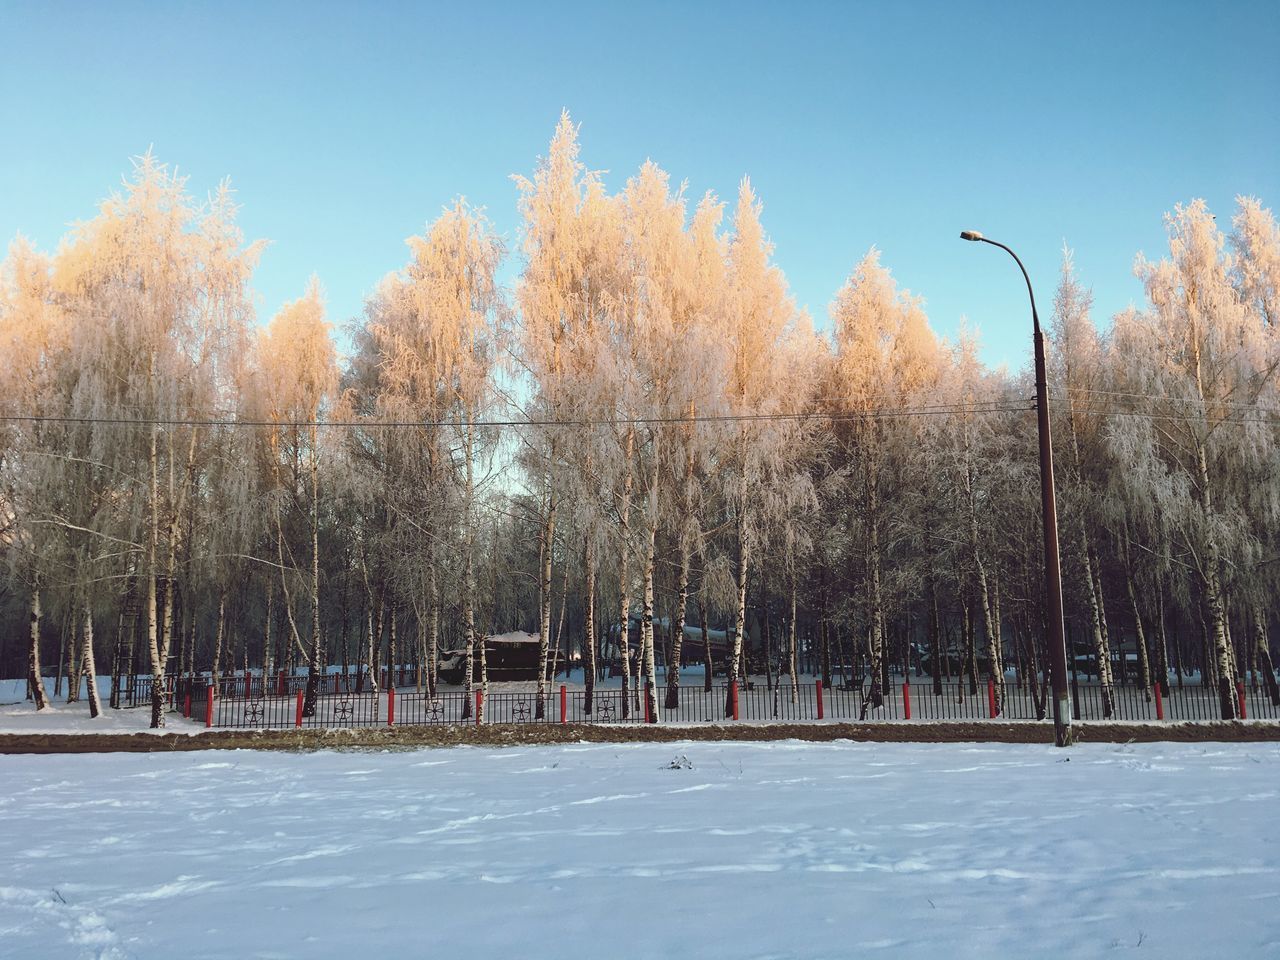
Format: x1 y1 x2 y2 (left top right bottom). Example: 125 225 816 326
15 155 263 727
514 113 629 719
1050 251 1117 715
662 195 727 710
0 238 61 710
1114 200 1279 717
259 280 337 717
376 201 504 711
830 250 940 711
714 179 799 715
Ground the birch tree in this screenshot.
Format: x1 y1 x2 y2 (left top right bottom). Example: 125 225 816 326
260 280 337 717
1125 200 1278 717
385 200 503 712
40 155 260 727
0 238 61 709
716 179 797 715
514 113 617 718
1050 251 1116 715
830 250 940 710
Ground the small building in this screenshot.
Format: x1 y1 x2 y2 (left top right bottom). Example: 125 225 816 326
437 632 565 684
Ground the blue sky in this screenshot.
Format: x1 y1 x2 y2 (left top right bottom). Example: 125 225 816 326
2 0 1277 370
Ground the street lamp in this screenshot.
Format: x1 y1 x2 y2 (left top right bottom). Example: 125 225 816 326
960 230 1073 747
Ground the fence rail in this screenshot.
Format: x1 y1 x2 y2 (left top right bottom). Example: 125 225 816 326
138 673 1280 729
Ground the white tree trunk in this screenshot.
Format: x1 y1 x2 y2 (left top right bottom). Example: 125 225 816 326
1194 437 1237 718
212 589 226 694
665 540 690 710
462 423 478 718
639 438 661 722
584 536 597 714
28 587 49 710
1121 534 1153 699
727 508 749 718
1084 540 1116 715
365 602 379 695
147 414 165 729
536 487 555 720
641 529 659 723
428 568 441 700
263 587 274 696
61 614 76 702
788 579 799 704
82 601 102 719
962 416 1002 715
862 431 887 715
618 428 634 717
304 428 322 717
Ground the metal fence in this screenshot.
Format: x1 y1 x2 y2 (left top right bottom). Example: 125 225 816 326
153 674 1280 729
124 670 378 710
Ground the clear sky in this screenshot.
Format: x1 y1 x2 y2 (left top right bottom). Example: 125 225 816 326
2 0 1277 370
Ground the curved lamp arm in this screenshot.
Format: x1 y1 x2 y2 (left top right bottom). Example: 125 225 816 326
959 231 1041 333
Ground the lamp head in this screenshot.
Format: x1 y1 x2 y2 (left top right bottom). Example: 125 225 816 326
959 230 983 242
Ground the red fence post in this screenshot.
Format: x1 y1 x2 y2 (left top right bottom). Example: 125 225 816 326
1154 682 1164 720
387 686 396 727
1237 680 1247 720
816 681 824 720
295 690 304 728
560 685 567 724
902 682 912 720
183 692 192 718
475 689 483 725
987 678 997 719
205 685 214 728
730 680 739 721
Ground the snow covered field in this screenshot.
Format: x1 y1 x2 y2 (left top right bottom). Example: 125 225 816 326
1 741 1277 959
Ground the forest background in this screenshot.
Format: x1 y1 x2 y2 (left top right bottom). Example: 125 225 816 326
1 1 1277 726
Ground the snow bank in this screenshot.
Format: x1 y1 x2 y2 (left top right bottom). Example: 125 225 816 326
0 741 1276 958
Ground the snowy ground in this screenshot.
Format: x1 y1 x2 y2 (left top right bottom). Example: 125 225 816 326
0 680 205 736
1 741 1276 959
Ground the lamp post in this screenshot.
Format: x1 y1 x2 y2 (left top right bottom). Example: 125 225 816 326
960 230 1073 747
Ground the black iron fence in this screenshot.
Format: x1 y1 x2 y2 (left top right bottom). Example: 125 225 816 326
147 673 1280 729
123 669 388 711
121 674 176 710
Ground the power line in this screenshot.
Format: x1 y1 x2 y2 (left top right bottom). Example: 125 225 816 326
2 392 1275 431
1048 395 1280 424
0 403 1032 430
1067 408 1278 425
1060 386 1279 414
